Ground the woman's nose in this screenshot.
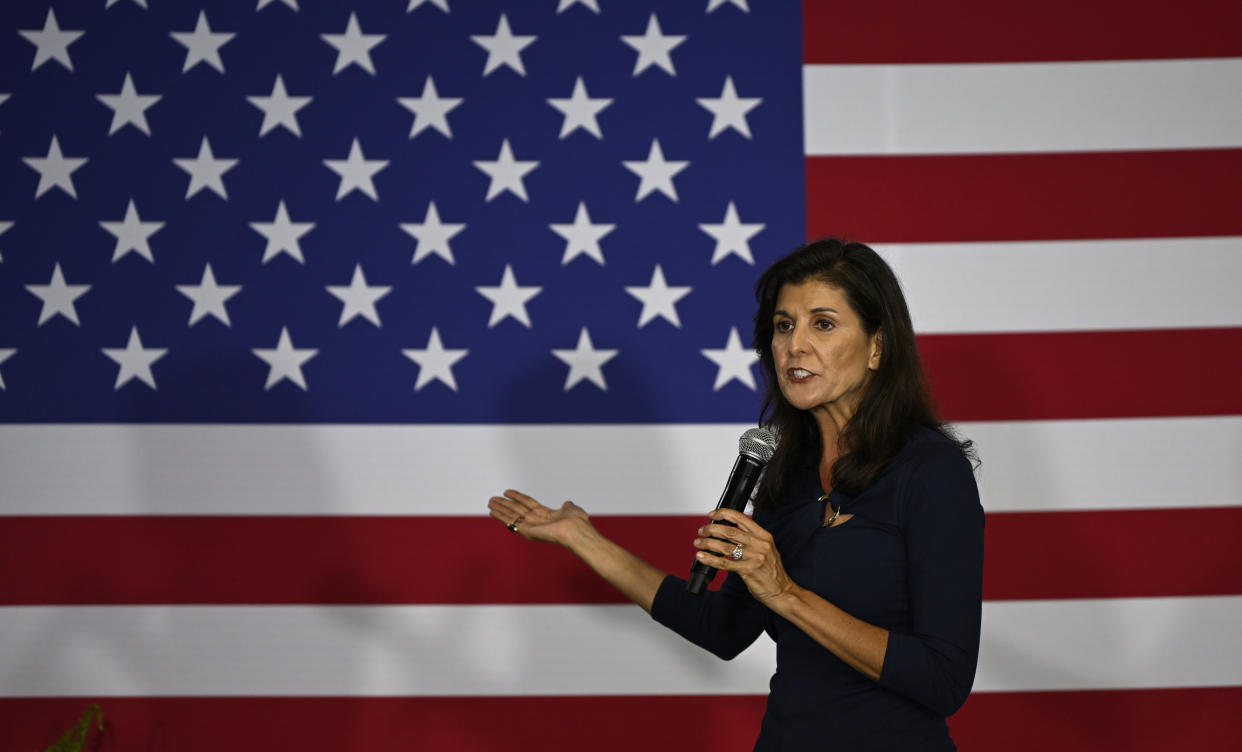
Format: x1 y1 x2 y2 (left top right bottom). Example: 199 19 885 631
787 324 809 355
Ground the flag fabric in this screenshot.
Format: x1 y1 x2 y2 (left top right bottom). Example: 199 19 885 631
1 1 1240 750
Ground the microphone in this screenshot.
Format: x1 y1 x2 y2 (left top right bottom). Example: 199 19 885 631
687 427 777 596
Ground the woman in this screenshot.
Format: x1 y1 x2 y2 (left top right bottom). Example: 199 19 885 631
489 238 984 750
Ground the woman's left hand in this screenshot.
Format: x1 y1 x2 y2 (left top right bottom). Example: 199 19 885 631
694 508 796 604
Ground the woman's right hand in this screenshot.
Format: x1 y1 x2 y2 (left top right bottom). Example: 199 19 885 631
488 489 592 547
489 489 664 612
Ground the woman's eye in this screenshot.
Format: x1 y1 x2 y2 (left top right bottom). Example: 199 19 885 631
815 319 835 330
775 320 792 333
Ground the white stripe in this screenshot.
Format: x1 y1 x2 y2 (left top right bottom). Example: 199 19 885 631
875 237 1242 334
968 416 1242 513
1 418 1237 515
2 597 1237 696
0 604 771 697
803 58 1242 155
975 596 1242 692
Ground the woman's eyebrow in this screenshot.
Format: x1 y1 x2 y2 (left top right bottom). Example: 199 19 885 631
773 307 839 316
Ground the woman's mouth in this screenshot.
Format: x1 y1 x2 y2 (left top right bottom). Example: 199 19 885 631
787 368 814 383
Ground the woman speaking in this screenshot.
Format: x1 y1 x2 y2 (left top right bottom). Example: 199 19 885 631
488 238 984 750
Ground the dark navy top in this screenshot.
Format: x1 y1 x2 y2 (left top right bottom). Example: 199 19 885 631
651 427 984 751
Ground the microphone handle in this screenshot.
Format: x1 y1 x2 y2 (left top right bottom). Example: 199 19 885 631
686 454 765 596
686 518 738 594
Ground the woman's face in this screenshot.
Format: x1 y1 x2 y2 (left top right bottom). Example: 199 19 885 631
771 279 880 419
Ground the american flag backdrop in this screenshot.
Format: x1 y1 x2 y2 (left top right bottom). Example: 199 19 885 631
1 0 1240 749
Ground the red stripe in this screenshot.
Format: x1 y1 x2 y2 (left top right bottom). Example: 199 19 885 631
950 687 1242 751
4 508 1241 605
802 0 1242 63
0 516 694 606
920 328 1242 422
984 508 1242 600
2 688 1240 751
0 696 766 752
805 150 1242 243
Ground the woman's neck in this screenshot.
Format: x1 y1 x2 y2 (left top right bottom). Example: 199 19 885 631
818 436 841 494
813 405 853 494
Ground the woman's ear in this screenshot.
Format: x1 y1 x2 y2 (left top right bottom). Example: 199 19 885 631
868 331 882 370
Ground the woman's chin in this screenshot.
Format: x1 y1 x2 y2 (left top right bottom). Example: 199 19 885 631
779 390 819 412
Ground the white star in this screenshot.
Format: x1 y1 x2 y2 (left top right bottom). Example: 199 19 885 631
408 0 449 12
397 77 462 139
257 0 299 10
176 263 241 326
252 327 317 391
23 136 88 199
19 9 84 72
99 199 164 263
247 75 312 137
403 327 468 391
623 139 689 202
707 0 749 11
475 265 541 328
549 202 614 265
326 264 391 327
557 0 600 12
250 200 315 263
471 14 536 76
698 76 761 139
96 72 161 136
701 327 758 390
621 14 685 76
324 138 389 201
700 201 765 264
26 263 90 326
321 12 385 75
102 326 167 390
0 221 11 263
552 327 618 391
625 265 692 328
473 139 538 202
0 349 14 390
547 77 612 139
170 11 234 74
325 140 392 202
106 0 150 8
400 202 465 265
173 136 237 200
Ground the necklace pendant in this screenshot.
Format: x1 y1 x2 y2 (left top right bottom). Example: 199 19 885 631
819 494 841 528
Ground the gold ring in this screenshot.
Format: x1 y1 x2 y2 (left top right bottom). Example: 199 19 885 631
508 515 525 533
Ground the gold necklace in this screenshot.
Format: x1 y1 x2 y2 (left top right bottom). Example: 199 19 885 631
818 494 841 528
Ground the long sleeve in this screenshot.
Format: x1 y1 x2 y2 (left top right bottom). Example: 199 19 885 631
877 441 985 716
650 568 768 661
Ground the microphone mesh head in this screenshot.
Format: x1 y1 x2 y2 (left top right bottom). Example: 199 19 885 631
738 427 777 464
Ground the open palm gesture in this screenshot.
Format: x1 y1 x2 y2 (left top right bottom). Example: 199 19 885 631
488 489 590 547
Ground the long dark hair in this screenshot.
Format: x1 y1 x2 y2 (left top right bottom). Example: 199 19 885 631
752 238 975 509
